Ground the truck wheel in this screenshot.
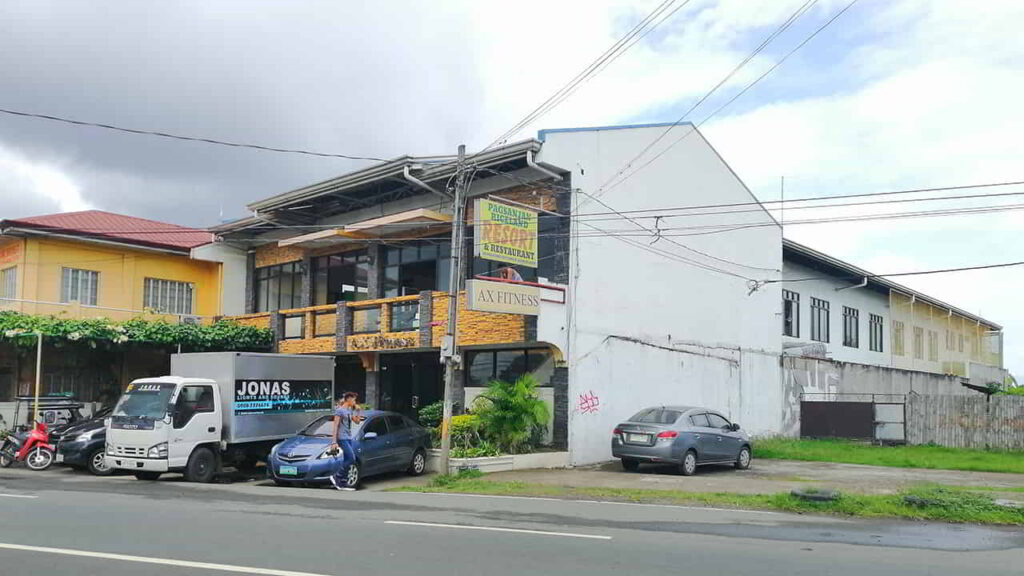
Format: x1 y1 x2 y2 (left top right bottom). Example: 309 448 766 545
134 471 162 481
185 447 219 483
87 448 114 476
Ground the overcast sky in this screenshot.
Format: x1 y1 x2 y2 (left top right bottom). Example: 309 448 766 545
1 0 1021 376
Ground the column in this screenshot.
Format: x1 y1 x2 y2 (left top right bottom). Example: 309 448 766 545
551 366 569 450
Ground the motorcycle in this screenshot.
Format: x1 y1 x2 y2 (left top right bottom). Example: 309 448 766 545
0 421 56 471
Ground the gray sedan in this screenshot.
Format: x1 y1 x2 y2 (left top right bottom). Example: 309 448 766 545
611 406 752 475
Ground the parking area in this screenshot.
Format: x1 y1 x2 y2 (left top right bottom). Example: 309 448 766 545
475 459 1024 501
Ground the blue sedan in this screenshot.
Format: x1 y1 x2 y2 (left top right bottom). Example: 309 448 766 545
268 410 431 488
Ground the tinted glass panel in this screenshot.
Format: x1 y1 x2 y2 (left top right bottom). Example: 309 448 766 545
364 417 388 437
631 409 681 424
385 415 407 431
690 413 711 427
706 413 731 429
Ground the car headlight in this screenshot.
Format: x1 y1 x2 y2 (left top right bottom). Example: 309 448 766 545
317 446 339 459
147 442 168 458
75 429 100 442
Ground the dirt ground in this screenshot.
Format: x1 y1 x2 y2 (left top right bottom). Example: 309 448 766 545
376 459 1024 502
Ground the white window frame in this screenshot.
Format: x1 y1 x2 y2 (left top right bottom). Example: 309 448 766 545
60 268 99 306
144 278 195 315
0 266 16 300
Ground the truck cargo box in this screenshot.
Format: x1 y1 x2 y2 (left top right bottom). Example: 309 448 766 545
170 352 334 444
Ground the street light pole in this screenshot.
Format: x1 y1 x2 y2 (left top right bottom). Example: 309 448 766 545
33 332 43 425
438 144 468 475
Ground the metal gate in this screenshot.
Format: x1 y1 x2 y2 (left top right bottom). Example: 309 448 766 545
800 393 905 443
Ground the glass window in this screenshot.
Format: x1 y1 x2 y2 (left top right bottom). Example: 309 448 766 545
689 413 711 427
254 262 301 312
144 278 195 315
300 416 333 437
283 314 305 339
783 290 800 337
706 413 731 429
913 326 924 359
892 320 905 356
842 306 859 348
869 314 884 352
468 351 495 387
385 414 407 431
60 267 99 305
495 350 528 383
390 302 419 332
313 250 369 305
465 348 555 388
173 385 215 428
627 408 653 422
630 409 681 424
363 417 389 437
810 298 829 343
0 266 16 300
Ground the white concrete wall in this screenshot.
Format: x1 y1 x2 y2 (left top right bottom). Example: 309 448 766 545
538 124 784 465
782 260 892 367
191 243 248 316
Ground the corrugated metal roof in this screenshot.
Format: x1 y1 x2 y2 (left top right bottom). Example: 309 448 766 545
1 210 212 252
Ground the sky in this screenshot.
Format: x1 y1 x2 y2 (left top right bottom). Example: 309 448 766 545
1 0 1021 376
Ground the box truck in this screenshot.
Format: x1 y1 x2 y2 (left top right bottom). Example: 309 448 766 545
106 352 334 482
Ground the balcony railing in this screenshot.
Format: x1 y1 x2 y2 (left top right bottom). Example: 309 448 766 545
256 290 543 354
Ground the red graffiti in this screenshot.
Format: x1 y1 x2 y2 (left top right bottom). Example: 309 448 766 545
578 390 600 414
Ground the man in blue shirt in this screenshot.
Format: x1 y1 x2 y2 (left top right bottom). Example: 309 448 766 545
328 391 363 491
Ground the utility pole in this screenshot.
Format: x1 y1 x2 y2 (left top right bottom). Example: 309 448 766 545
439 144 468 475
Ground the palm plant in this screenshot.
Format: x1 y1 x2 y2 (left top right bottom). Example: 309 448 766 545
474 374 549 454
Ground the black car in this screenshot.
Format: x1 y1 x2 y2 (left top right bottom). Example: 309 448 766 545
56 408 113 476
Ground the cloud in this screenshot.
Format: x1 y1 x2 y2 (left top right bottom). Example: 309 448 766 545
0 144 91 215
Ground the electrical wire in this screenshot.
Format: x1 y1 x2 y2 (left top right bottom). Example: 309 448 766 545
590 0 819 200
0 107 391 162
482 0 692 152
765 260 1024 284
594 0 860 199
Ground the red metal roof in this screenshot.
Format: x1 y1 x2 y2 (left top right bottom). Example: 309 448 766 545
1 210 213 252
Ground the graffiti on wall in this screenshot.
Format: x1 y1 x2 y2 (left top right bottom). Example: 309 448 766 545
577 390 600 414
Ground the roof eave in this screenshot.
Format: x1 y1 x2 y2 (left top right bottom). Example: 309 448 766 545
0 224 198 255
782 239 1002 330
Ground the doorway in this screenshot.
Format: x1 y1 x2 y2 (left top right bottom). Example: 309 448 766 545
379 352 443 418
335 356 367 403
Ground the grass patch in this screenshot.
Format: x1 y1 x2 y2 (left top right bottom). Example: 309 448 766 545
390 479 1024 525
754 437 1024 474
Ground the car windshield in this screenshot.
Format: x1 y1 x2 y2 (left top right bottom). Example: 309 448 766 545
113 383 177 419
300 415 334 437
630 409 683 424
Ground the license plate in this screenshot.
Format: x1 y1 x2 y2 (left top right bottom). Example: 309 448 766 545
278 465 298 476
627 433 650 443
55 454 64 464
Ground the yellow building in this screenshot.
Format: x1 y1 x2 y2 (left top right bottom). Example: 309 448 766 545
0 210 238 404
0 210 224 322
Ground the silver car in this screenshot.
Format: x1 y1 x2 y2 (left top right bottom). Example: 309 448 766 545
611 406 752 476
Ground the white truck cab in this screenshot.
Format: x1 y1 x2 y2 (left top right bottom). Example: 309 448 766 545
106 352 334 482
107 376 225 481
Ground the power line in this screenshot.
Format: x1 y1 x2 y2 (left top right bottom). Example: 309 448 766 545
483 0 692 152
766 260 1024 284
0 107 391 162
595 0 860 198
590 0 819 200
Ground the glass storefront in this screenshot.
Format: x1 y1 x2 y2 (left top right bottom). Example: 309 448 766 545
313 250 369 305
466 348 554 388
383 239 451 297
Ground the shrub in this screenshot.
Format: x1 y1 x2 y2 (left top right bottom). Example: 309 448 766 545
418 401 443 428
475 374 549 454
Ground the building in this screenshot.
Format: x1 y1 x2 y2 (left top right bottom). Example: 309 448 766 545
217 122 784 465
0 210 244 402
782 239 1003 384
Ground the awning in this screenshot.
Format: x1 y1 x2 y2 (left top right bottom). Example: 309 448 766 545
278 208 452 248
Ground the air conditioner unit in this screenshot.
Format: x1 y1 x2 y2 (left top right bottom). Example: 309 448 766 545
179 315 201 325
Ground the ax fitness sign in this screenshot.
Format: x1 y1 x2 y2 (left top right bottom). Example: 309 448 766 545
466 279 540 316
473 198 538 268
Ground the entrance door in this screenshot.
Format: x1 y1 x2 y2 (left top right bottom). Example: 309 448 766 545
335 356 366 404
379 353 443 418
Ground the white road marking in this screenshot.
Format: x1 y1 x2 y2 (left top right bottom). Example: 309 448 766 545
408 491 782 515
0 493 37 499
0 542 329 576
385 520 612 540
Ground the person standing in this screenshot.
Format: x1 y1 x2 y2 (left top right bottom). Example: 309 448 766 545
328 392 363 491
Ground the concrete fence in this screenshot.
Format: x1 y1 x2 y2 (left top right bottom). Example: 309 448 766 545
906 394 1024 450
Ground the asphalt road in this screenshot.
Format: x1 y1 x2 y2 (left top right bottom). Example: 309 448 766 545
0 467 1022 576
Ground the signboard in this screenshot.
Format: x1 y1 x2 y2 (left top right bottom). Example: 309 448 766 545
466 279 540 316
473 198 538 268
233 379 332 414
348 334 419 351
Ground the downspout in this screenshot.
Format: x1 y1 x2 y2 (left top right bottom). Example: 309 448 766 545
835 276 867 292
527 150 563 181
404 166 450 199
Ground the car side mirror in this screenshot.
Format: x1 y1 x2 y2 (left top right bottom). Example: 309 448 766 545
363 432 378 440
730 423 741 431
